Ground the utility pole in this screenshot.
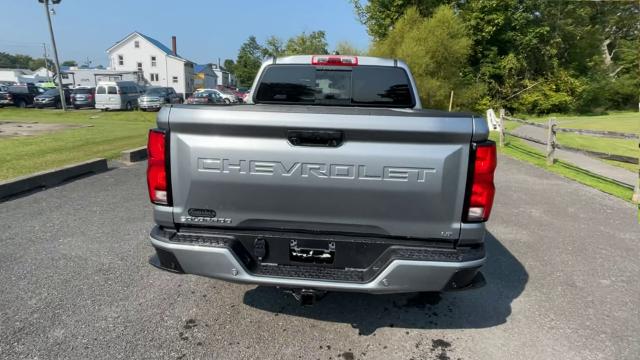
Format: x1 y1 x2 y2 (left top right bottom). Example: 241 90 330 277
42 43 51 83
40 0 66 110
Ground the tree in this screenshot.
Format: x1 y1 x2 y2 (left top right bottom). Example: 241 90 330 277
223 59 235 74
261 36 285 58
61 60 77 67
0 52 52 71
372 6 479 110
284 31 329 55
353 0 640 113
351 0 455 40
234 36 263 86
334 41 366 56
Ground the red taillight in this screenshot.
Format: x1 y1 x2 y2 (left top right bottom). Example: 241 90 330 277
311 55 358 66
147 129 169 205
464 142 497 222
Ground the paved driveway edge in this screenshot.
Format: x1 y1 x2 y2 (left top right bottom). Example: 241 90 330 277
0 158 108 201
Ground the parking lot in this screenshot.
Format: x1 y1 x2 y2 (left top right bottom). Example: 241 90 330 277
1 156 638 360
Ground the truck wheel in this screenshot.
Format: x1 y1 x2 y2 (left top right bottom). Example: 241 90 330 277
126 102 132 111
224 98 230 104
17 100 27 108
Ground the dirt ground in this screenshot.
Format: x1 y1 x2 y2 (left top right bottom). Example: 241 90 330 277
0 121 90 137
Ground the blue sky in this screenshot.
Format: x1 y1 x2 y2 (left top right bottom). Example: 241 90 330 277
0 0 370 67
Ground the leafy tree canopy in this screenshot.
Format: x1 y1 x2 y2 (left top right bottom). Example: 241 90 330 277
223 59 235 73
353 0 640 113
0 52 52 71
234 36 263 86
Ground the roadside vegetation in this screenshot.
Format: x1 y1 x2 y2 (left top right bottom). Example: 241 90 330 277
352 1 639 115
0 109 155 181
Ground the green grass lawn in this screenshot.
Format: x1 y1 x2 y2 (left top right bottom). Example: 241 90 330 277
0 108 156 180
518 111 640 134
509 111 639 172
491 133 634 203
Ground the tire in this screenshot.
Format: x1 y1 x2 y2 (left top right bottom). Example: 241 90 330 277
125 102 132 111
140 108 146 112
224 98 231 104
17 100 27 108
74 106 80 110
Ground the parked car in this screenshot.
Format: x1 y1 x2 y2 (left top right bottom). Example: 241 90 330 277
0 84 41 108
94 81 142 111
139 87 182 111
241 91 251 103
34 88 72 109
0 85 8 108
196 88 237 104
70 87 96 109
185 90 225 105
233 90 248 103
146 55 496 304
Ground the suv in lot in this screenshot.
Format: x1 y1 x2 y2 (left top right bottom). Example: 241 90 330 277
139 87 182 111
70 87 96 109
147 55 496 302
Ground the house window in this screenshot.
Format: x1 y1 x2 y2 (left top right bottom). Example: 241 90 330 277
134 40 139 48
150 73 159 82
118 55 123 66
151 56 157 67
172 76 178 83
137 62 142 71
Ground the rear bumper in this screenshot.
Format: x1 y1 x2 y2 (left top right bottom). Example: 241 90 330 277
72 101 94 106
139 102 163 110
149 226 486 294
95 103 121 110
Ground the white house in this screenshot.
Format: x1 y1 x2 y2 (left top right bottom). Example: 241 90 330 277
33 67 54 79
210 64 237 88
106 31 195 98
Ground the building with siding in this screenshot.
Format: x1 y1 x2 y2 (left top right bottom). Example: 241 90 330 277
106 31 195 98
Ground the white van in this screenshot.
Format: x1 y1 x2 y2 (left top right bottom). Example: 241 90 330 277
94 81 143 110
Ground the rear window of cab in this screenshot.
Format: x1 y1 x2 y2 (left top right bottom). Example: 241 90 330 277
255 64 415 108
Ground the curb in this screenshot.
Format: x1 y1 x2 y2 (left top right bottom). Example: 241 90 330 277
121 146 147 163
0 158 108 200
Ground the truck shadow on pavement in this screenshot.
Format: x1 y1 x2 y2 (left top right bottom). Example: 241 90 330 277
242 232 528 335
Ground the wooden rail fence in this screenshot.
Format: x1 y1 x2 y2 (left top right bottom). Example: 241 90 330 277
497 112 639 165
493 109 640 203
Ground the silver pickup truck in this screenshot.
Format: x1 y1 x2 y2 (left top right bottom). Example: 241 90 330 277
146 55 496 303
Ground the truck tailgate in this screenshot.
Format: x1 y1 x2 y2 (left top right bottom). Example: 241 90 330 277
166 105 474 240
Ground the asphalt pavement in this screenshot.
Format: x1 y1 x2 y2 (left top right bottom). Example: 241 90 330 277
0 156 638 360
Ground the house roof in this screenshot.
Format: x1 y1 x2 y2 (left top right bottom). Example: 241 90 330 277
107 31 187 62
195 64 214 73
